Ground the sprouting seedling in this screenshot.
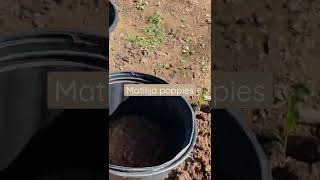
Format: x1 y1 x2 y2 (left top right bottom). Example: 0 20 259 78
199 88 210 106
268 83 311 165
182 46 194 57
135 0 147 11
184 36 193 43
155 62 165 70
148 12 162 25
286 83 312 132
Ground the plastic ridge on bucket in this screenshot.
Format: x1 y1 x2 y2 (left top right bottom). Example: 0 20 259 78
0 30 108 69
109 72 197 180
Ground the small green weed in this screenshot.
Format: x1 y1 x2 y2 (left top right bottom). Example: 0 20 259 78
144 24 164 39
135 0 147 11
182 46 194 57
127 12 165 49
149 13 162 25
199 88 210 106
155 62 165 70
184 36 193 43
128 34 162 49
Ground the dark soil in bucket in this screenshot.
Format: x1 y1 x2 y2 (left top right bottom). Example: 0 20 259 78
109 115 168 167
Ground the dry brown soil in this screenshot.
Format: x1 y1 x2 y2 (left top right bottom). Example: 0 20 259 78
109 0 211 179
109 115 167 167
109 0 211 88
0 0 106 36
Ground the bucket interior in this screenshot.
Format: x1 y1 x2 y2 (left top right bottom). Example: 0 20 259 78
109 76 194 168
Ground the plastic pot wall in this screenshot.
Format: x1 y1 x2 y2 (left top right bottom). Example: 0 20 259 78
0 30 107 179
109 72 197 180
213 109 272 180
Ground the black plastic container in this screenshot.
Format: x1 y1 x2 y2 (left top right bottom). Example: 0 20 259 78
214 109 272 180
109 72 197 180
0 30 107 179
109 0 118 33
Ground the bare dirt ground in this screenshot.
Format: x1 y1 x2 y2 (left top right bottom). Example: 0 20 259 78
0 0 106 36
109 0 211 179
215 0 320 179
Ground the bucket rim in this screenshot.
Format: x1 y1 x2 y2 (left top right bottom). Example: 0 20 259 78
0 30 107 70
109 71 167 84
0 59 106 73
0 28 106 42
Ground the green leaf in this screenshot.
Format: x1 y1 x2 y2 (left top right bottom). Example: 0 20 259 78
261 130 285 146
285 83 312 134
198 88 209 106
286 96 297 133
273 140 285 150
199 94 204 106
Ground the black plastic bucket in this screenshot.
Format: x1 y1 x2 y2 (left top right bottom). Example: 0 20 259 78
0 30 107 179
214 109 272 180
109 0 118 33
109 72 197 180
